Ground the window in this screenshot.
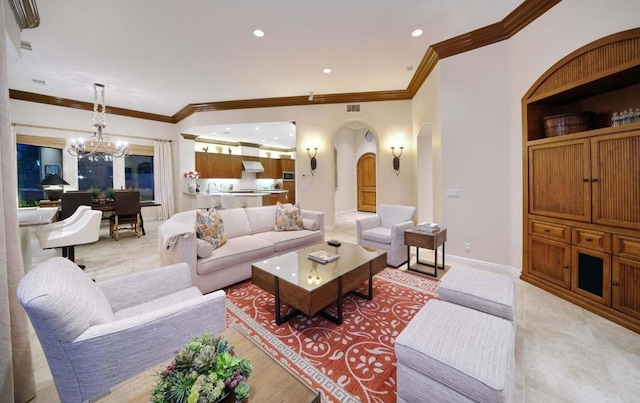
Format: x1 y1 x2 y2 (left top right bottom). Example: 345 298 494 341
78 154 113 193
17 143 63 206
125 155 154 200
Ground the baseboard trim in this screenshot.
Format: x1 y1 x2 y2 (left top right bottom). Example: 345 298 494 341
445 254 521 276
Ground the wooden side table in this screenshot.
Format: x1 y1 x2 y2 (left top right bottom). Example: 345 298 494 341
404 227 447 277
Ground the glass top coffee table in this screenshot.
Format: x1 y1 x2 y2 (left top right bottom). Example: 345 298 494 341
251 242 387 325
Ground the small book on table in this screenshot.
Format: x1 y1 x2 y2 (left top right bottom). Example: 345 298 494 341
307 250 340 264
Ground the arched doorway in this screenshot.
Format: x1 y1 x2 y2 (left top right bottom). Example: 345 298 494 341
357 152 376 212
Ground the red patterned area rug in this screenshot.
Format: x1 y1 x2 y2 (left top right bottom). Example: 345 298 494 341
224 268 439 403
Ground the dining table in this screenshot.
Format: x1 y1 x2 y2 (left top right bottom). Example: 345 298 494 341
91 200 161 235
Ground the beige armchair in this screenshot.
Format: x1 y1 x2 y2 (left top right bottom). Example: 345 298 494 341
18 257 227 402
356 204 416 267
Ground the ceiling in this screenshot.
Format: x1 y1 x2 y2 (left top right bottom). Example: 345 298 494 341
6 0 523 145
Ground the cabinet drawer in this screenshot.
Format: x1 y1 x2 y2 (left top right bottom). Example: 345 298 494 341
613 235 640 260
572 228 611 252
529 220 570 242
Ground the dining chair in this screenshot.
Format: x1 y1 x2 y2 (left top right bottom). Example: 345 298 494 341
109 190 141 240
60 191 93 220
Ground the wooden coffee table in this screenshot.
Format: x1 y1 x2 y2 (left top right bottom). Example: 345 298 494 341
100 327 320 402
251 242 387 325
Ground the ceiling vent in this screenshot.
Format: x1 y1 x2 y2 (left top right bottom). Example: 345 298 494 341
21 41 33 51
31 78 46 85
347 104 360 112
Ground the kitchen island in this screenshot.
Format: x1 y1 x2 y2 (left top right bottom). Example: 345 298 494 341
186 190 288 208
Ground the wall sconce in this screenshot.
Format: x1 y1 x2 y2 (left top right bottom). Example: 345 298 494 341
391 147 404 176
307 147 318 176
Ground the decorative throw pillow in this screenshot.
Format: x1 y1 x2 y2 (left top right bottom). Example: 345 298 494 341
274 202 303 231
195 209 228 249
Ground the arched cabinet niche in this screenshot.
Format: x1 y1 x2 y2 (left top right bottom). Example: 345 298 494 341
521 28 640 334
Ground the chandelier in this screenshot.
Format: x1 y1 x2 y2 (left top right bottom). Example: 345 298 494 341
68 83 130 161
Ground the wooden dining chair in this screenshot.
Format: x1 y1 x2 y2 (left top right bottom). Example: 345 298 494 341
60 191 93 220
109 190 141 240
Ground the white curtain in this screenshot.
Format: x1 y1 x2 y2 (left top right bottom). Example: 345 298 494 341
0 4 37 401
153 140 175 219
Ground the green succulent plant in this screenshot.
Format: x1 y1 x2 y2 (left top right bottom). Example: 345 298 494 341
174 348 196 372
234 382 250 400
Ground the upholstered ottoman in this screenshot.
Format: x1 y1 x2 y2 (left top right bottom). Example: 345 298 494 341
395 300 515 403
438 266 516 320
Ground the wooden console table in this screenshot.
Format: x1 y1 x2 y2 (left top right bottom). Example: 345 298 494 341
404 227 447 277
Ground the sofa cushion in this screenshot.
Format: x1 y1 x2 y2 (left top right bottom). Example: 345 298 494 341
245 205 278 233
196 235 274 275
396 300 514 403
114 286 203 320
195 209 228 249
196 238 214 258
439 267 516 320
361 227 391 244
274 202 303 231
217 208 252 238
254 230 323 253
302 218 319 231
17 257 115 342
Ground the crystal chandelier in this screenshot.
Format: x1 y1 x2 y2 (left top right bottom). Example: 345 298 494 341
68 83 130 161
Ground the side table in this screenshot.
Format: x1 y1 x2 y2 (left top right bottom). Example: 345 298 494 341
404 227 447 277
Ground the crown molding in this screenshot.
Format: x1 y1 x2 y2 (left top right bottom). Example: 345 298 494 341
10 0 561 123
172 89 411 122
180 133 199 140
9 89 176 124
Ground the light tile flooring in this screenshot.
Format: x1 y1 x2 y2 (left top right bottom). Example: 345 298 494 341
27 212 640 402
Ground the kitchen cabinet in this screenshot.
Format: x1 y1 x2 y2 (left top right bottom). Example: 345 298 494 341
281 158 295 172
195 152 242 178
282 181 295 204
522 29 640 334
257 158 282 179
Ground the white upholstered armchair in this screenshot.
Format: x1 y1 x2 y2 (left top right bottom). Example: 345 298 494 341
17 257 227 402
356 204 417 267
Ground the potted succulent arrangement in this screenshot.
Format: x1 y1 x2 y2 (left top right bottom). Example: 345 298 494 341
151 333 252 403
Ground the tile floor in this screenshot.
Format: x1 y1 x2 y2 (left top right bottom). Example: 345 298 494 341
27 212 640 402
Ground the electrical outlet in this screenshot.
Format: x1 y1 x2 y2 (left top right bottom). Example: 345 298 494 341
447 189 459 198
464 242 471 253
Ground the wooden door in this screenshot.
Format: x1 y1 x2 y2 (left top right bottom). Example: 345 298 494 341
528 236 571 289
591 131 640 230
357 153 376 212
528 139 591 222
612 256 640 320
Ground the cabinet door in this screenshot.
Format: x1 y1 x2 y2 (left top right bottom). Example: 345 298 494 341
571 246 611 305
528 236 571 289
195 152 211 178
282 181 295 204
612 256 640 321
591 131 640 230
529 139 591 222
281 159 295 172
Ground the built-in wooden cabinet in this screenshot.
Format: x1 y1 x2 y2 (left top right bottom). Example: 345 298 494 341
281 158 295 172
522 29 640 334
282 181 295 204
257 158 282 179
195 152 243 178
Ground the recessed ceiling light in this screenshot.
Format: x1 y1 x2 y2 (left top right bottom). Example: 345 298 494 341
273 137 279 140
225 127 231 131
210 132 216 135
253 29 264 38
255 126 259 131
289 133 294 136
323 68 332 74
412 29 423 37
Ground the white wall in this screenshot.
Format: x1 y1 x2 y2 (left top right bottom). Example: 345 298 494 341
177 101 414 226
334 127 357 213
412 0 640 270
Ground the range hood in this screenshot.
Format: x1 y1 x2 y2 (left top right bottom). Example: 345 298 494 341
241 160 265 173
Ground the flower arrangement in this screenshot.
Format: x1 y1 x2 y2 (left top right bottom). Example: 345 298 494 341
152 333 252 403
183 170 201 180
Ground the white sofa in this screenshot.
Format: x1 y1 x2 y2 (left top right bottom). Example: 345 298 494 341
159 205 325 294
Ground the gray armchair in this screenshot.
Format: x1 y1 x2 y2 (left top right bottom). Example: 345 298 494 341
17 257 226 402
356 204 417 267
